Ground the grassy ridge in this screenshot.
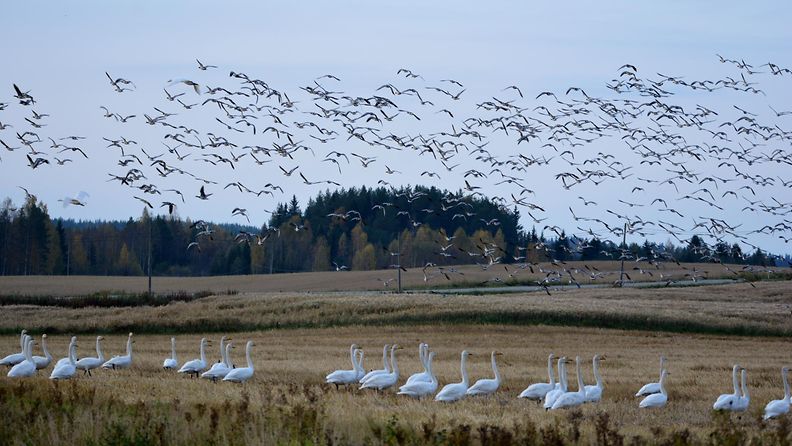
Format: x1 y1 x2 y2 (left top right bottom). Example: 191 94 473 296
1 305 789 338
0 290 216 308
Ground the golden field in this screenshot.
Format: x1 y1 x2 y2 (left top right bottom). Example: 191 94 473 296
1 274 792 444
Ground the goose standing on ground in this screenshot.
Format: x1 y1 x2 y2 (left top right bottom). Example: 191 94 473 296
764 367 790 420
636 356 667 396
735 368 750 412
32 334 52 369
361 345 401 391
360 344 390 383
50 341 78 380
56 337 78 368
405 343 431 385
435 350 472 402
467 351 503 396
1 330 29 367
163 337 178 370
398 351 438 398
178 338 210 378
519 353 557 400
326 344 363 389
552 356 587 409
544 357 569 409
224 341 255 383
7 336 36 378
102 333 134 369
584 355 605 403
639 369 669 408
203 340 234 382
75 336 104 376
713 364 742 411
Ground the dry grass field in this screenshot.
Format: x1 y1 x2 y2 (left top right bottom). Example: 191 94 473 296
0 260 771 296
1 276 792 444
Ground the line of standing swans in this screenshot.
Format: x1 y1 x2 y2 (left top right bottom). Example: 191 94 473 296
325 343 790 420
1 330 255 384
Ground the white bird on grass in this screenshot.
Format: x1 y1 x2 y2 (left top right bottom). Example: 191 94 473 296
203 340 235 382
361 345 401 391
636 356 667 396
102 333 134 370
552 356 587 409
466 351 503 396
50 341 78 380
56 337 78 368
163 337 178 370
584 355 605 403
544 357 569 410
7 336 36 378
713 364 742 411
223 341 255 383
404 343 432 385
639 369 669 409
519 353 557 400
360 344 390 383
75 336 105 376
1 329 29 367
398 351 438 398
764 367 790 420
735 368 750 412
326 344 364 389
435 350 472 402
32 334 52 369
178 337 210 378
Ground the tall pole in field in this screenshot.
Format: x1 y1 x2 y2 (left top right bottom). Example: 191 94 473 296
397 233 402 294
147 217 152 296
618 222 627 286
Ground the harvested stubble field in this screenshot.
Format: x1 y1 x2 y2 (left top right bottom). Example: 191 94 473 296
0 261 770 296
1 278 792 445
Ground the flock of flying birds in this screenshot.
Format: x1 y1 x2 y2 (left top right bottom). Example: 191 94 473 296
1 55 791 285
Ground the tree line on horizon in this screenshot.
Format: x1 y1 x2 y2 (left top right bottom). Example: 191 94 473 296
0 186 781 277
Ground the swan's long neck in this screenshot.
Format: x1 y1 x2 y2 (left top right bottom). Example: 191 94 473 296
219 338 227 363
349 344 357 369
199 340 206 363
461 352 469 386
548 355 556 386
659 357 666 380
69 343 76 366
593 357 602 388
491 352 501 384
355 350 364 373
24 337 33 361
244 342 253 369
390 347 399 377
170 338 176 361
558 358 567 391
427 353 436 384
575 357 585 395
126 336 133 359
420 344 428 373
382 345 390 372
783 369 790 402
740 369 748 399
659 370 668 396
97 337 105 361
20 331 27 351
731 365 740 395
42 336 51 360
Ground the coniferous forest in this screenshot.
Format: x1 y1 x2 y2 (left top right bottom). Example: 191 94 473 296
0 186 779 277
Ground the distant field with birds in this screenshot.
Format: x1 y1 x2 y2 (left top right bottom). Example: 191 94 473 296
2 275 792 444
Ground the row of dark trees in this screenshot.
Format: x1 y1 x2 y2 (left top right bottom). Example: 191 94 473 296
0 186 779 277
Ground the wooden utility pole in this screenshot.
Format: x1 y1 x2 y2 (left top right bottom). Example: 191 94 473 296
618 222 628 286
397 234 402 294
147 217 152 296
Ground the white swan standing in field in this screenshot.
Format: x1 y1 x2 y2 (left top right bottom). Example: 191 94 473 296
435 350 472 402
405 343 431 385
179 337 210 378
519 353 557 400
1 330 29 367
50 341 78 380
552 356 587 409
7 336 36 378
102 333 134 370
466 351 503 396
76 336 105 376
56 337 78 368
326 344 363 389
544 357 569 410
361 345 401 391
639 369 669 409
735 368 750 412
32 334 52 369
163 337 178 370
360 344 390 383
223 341 255 383
203 341 234 382
584 355 605 403
713 364 742 411
354 349 365 381
764 367 790 420
399 351 438 398
636 356 667 396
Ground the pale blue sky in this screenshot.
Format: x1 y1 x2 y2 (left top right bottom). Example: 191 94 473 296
1 1 791 252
